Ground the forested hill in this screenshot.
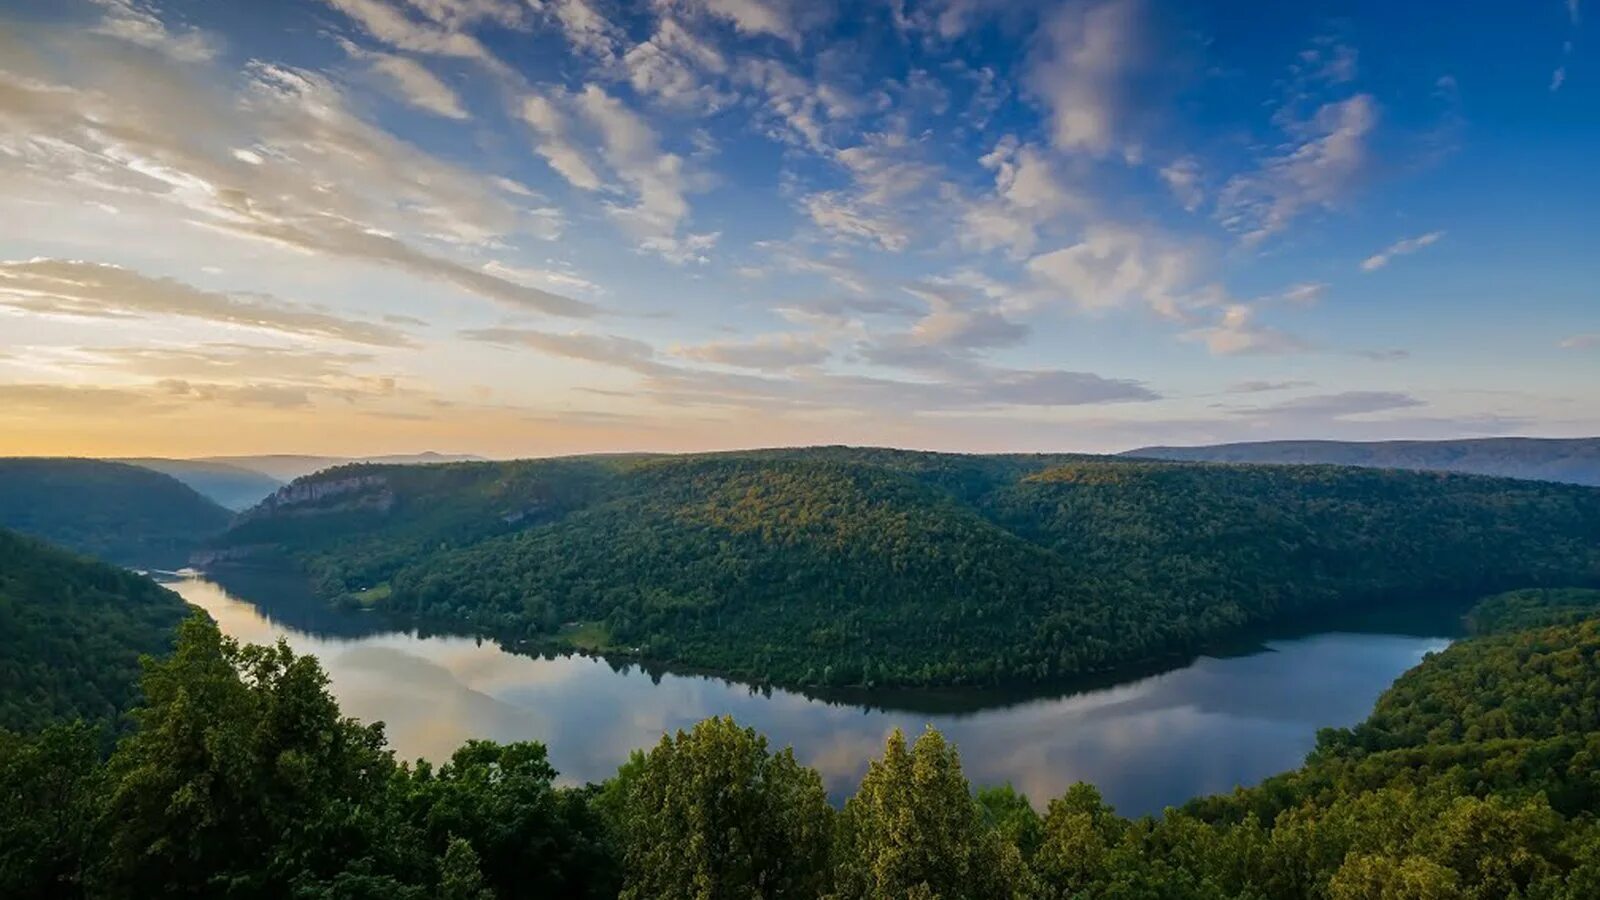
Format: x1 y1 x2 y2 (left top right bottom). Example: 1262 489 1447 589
0 527 190 732
0 458 233 567
211 448 1600 689
1124 436 1600 486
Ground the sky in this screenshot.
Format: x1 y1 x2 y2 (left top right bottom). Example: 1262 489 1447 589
0 0 1595 458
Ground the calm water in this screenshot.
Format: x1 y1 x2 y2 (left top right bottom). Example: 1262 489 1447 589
169 571 1456 816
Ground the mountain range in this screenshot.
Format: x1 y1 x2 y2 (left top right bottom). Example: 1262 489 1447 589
1125 437 1600 486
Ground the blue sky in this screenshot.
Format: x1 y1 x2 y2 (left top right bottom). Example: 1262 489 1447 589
0 0 1593 456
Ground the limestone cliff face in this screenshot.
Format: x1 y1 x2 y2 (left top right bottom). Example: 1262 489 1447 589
238 473 395 521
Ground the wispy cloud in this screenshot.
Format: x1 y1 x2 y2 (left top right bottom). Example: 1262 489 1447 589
0 259 410 346
1360 231 1444 271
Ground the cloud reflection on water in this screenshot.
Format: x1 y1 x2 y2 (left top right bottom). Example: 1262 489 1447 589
172 576 1447 816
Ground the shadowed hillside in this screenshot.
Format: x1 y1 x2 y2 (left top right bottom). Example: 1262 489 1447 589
0 459 233 567
0 528 190 732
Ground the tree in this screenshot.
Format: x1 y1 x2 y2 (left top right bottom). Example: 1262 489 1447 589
92 615 399 898
438 838 493 900
833 727 1029 899
1033 782 1129 898
0 722 103 899
618 716 833 899
392 740 617 900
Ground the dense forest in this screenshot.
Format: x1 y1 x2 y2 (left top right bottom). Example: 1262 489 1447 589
0 459 233 567
5 587 1600 898
211 448 1600 689
0 528 191 732
1126 436 1600 486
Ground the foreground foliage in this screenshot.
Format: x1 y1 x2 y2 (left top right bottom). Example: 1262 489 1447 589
212 448 1600 688
6 588 1600 897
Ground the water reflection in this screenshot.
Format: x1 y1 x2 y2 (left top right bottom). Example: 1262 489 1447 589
172 571 1454 817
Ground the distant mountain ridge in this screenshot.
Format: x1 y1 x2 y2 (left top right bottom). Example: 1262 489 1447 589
0 459 233 568
195 451 486 483
117 452 485 508
1123 437 1600 486
118 458 285 511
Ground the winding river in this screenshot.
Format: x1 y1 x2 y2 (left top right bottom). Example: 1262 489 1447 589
170 570 1456 816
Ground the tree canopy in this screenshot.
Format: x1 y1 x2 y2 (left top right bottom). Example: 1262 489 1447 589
211 448 1600 689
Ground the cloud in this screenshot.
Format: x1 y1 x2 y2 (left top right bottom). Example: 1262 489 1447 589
959 137 1084 256
1217 94 1379 243
1026 225 1198 319
1159 156 1203 212
1183 304 1314 356
804 192 911 252
898 281 1030 351
464 325 1156 414
77 344 378 382
675 334 831 370
1559 333 1598 350
517 83 709 262
541 0 625 60
1357 348 1412 362
1227 380 1314 394
91 0 221 62
351 45 470 119
0 382 153 414
1278 283 1328 306
0 259 410 346
1246 390 1425 419
699 0 803 45
460 327 664 373
520 94 605 190
1026 0 1151 157
1360 231 1443 271
0 46 590 316
319 0 512 77
622 16 733 108
1550 67 1567 92
481 260 600 295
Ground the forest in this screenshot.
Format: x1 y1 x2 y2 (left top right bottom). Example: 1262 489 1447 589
210 448 1600 689
0 459 233 568
0 528 190 733
5 587 1600 898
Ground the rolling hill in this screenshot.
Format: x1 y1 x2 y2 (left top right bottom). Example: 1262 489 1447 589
0 527 192 731
0 458 233 568
208 448 1600 689
1124 436 1600 486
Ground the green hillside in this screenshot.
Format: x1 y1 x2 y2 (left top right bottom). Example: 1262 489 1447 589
210 448 1600 689
0 458 233 567
0 528 191 732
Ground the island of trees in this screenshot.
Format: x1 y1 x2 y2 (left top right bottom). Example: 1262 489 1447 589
5 584 1600 898
211 448 1600 689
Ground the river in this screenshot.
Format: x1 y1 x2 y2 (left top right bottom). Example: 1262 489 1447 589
169 570 1456 816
